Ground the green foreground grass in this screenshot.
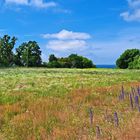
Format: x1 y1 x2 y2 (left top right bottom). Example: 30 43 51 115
0 68 139 139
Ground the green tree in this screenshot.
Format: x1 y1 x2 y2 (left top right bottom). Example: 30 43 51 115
128 55 140 69
68 54 83 68
15 41 42 67
49 54 58 62
68 54 95 68
116 49 140 69
58 57 71 68
47 61 61 68
82 57 95 68
0 35 17 66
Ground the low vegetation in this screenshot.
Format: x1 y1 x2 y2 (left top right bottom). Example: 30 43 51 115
0 68 139 139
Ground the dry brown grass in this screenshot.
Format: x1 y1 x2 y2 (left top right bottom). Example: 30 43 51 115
0 69 139 140
0 83 138 139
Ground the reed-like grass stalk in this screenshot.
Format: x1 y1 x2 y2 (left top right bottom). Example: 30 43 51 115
89 107 93 126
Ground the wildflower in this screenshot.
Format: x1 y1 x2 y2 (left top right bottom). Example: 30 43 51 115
114 112 119 127
130 93 133 109
134 95 139 108
96 125 101 139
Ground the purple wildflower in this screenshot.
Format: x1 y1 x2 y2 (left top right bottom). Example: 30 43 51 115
114 112 119 127
130 93 133 109
96 125 101 139
119 85 125 100
137 86 140 96
134 95 139 108
121 85 125 100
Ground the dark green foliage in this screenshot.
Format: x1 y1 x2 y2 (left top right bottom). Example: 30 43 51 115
116 49 140 69
0 35 96 68
49 54 58 62
42 62 48 67
68 54 84 68
58 57 71 68
128 55 140 69
68 54 95 68
0 35 17 67
47 54 96 68
15 41 42 67
47 61 61 68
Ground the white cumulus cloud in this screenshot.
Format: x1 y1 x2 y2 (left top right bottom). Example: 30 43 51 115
5 0 28 5
5 0 57 9
121 0 140 21
46 40 87 51
43 30 91 52
43 29 91 40
30 0 57 8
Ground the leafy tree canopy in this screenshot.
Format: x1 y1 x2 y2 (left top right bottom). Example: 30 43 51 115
49 54 58 62
47 54 96 68
15 41 42 67
0 35 96 68
116 49 140 69
0 35 17 66
128 55 140 69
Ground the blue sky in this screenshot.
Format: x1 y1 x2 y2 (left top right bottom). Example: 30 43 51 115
0 0 140 64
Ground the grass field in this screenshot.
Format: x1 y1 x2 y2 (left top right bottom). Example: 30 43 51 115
0 68 140 140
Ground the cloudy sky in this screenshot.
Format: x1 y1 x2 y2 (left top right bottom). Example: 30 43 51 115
0 0 140 64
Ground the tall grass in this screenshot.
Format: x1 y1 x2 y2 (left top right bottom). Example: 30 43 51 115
0 68 139 139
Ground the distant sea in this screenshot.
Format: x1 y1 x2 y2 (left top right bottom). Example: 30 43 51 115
96 65 116 69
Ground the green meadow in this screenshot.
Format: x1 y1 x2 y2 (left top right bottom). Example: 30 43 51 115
0 68 140 139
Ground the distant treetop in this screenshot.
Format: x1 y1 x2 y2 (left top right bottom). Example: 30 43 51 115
46 54 96 68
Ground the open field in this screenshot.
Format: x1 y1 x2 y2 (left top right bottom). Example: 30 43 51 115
0 68 140 140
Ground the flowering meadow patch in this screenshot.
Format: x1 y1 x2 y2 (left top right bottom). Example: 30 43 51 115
0 68 139 139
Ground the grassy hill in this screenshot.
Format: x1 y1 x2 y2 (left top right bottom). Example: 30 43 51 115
0 68 140 139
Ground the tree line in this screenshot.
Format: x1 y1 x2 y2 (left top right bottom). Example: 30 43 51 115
45 54 95 68
0 35 95 68
0 35 139 69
